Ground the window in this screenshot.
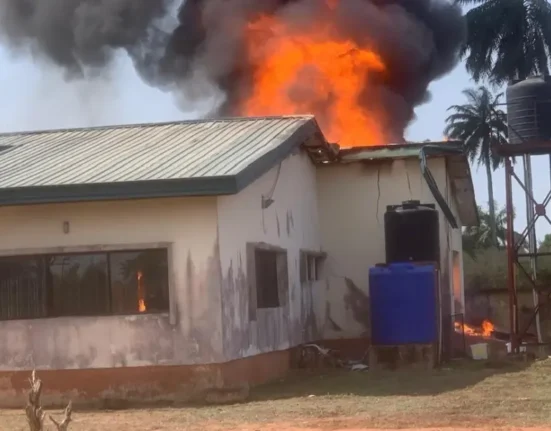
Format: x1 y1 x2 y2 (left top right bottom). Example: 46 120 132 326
253 247 288 310
300 251 326 283
0 248 169 321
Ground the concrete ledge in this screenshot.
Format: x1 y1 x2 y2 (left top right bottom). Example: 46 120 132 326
0 349 291 408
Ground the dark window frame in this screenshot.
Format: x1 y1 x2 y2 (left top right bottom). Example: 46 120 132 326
300 250 327 283
247 242 289 320
0 247 170 321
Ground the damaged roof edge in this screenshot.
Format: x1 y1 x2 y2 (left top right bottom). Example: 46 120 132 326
0 118 332 206
331 141 479 228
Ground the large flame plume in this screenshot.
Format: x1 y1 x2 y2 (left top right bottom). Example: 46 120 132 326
0 0 465 146
241 6 388 146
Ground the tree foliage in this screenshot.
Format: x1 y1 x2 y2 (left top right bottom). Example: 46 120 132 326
445 86 507 248
463 204 506 258
444 86 507 169
456 0 551 85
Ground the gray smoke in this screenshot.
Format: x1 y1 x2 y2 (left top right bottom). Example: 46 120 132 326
0 0 174 79
0 0 466 143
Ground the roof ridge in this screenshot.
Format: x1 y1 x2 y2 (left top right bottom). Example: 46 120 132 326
0 115 316 138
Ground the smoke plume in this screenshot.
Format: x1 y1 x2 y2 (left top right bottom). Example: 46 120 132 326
0 0 465 144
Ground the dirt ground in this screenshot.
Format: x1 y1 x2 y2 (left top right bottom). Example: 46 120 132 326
2 358 551 430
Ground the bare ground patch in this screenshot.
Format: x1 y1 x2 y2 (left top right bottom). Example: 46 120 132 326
2 359 551 430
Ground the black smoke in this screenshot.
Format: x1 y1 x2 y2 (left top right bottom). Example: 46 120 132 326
0 0 465 143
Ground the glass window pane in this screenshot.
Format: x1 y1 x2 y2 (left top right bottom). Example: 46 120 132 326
0 256 47 320
109 249 169 314
47 254 109 317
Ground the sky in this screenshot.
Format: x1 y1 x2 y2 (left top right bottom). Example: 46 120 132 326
0 26 550 241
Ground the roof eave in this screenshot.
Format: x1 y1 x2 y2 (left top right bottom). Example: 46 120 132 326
324 142 479 227
0 176 239 206
234 117 333 192
446 155 479 227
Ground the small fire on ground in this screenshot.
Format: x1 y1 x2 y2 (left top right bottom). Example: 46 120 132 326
454 320 495 338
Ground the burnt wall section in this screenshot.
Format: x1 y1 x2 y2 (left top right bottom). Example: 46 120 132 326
315 157 464 341
217 150 323 361
0 197 225 370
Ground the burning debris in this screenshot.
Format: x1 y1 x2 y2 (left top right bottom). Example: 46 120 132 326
455 319 496 338
0 0 465 147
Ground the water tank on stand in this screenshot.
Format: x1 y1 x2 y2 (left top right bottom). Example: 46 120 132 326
369 263 438 345
506 75 551 145
384 200 440 264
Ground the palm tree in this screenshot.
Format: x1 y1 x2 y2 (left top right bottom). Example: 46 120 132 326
456 0 551 85
445 86 508 247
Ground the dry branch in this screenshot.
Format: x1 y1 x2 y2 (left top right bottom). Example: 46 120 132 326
25 370 72 431
49 402 72 431
26 370 45 431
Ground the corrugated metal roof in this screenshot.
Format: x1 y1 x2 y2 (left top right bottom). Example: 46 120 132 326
0 115 316 188
0 115 330 206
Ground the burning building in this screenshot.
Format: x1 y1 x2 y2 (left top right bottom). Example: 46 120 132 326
0 0 465 146
0 0 476 405
0 115 477 405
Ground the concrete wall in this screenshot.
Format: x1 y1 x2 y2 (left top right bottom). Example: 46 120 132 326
0 197 223 371
315 157 464 340
0 151 467 374
446 173 465 315
217 149 323 361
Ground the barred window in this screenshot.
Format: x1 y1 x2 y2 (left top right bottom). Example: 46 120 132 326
0 248 169 321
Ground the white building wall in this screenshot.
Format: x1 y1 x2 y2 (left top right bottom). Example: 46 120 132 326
217 149 322 361
315 157 464 340
0 197 223 370
0 152 468 371
446 178 466 314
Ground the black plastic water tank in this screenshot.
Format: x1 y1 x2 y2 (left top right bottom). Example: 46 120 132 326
506 75 551 145
384 200 440 264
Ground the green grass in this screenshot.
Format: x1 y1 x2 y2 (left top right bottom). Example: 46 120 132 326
2 359 551 430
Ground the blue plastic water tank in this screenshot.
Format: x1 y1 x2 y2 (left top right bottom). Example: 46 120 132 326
369 263 438 345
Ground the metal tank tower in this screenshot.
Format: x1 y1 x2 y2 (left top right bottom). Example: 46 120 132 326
497 75 551 353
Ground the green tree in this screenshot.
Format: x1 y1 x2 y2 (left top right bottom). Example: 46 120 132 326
463 203 526 259
539 233 551 252
456 0 551 85
463 204 506 258
445 86 508 247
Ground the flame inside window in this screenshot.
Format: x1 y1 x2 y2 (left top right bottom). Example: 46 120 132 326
137 271 146 313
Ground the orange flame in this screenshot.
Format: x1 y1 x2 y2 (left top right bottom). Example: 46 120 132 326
137 271 146 313
240 2 387 147
454 319 495 337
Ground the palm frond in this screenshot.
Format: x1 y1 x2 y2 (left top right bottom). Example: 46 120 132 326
461 0 551 84
443 85 507 171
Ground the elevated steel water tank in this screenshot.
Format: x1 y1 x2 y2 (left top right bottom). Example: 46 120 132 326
506 75 551 145
384 200 440 264
369 263 438 345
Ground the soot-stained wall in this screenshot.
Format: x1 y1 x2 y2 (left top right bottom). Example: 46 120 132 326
216 149 323 361
315 157 464 341
0 197 224 370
